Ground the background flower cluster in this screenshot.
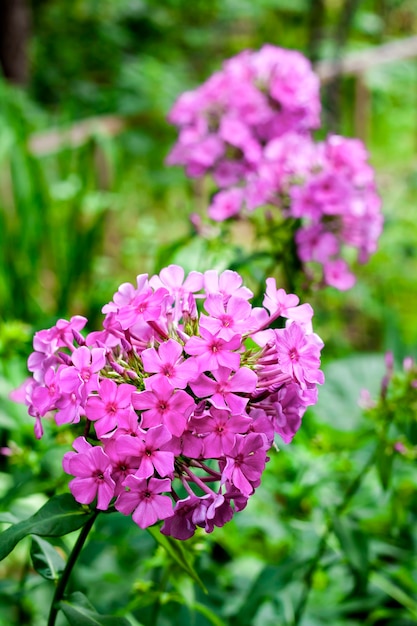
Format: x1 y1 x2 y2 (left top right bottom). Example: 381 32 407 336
167 45 383 290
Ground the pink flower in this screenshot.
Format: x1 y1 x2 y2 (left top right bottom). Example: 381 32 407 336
185 328 241 371
190 366 257 414
132 377 195 437
324 259 356 291
116 425 174 479
208 188 245 222
141 339 198 390
275 324 325 387
59 347 106 401
85 379 136 437
222 433 267 496
203 269 253 301
63 437 115 510
200 294 255 340
115 476 173 529
194 407 252 458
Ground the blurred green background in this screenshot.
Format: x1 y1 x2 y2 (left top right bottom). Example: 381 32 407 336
2 1 417 625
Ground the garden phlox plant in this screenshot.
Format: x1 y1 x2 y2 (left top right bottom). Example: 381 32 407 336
17 265 324 539
167 45 383 290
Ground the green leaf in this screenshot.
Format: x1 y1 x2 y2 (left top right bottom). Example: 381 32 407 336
147 526 206 592
59 591 131 625
0 494 95 561
375 440 394 490
371 572 417 617
314 354 385 431
333 515 369 587
192 601 227 626
30 536 65 581
232 560 301 625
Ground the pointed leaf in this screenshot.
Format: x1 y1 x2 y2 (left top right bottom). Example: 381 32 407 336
30 536 65 581
0 494 95 561
375 440 394 490
60 591 131 625
333 515 369 586
232 560 301 625
371 572 417 617
192 601 227 626
147 526 206 592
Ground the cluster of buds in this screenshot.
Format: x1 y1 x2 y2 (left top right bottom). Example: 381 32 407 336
167 46 383 290
17 265 324 539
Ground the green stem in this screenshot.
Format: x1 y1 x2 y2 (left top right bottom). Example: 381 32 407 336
47 509 99 626
292 448 377 625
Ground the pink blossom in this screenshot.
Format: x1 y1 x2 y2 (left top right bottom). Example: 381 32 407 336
185 328 242 371
116 425 174 479
85 379 136 437
222 433 267 496
63 437 115 510
141 339 198 390
115 476 173 529
190 366 257 414
132 377 195 437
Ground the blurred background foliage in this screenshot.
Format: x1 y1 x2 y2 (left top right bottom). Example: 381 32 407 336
1 0 417 624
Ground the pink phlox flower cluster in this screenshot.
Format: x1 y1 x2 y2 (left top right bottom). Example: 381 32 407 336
167 46 383 291
167 45 320 183
211 133 382 291
17 265 324 539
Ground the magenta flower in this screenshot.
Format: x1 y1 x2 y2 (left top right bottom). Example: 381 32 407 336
275 324 324 387
115 287 168 329
55 389 84 426
116 424 174 479
63 437 115 510
190 366 257 414
185 328 241 371
141 339 199 390
149 264 203 297
115 476 173 529
132 377 195 437
222 433 267 496
59 346 106 401
200 294 255 340
85 379 136 437
203 269 253 301
160 495 202 540
195 407 252 458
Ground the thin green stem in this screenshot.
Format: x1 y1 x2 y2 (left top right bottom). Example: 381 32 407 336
47 509 99 626
292 448 377 625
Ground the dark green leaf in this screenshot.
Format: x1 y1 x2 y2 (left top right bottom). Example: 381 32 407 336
371 572 417 617
375 440 394 490
147 526 206 592
59 591 131 625
0 494 95 561
333 515 369 587
30 536 65 581
232 560 301 625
